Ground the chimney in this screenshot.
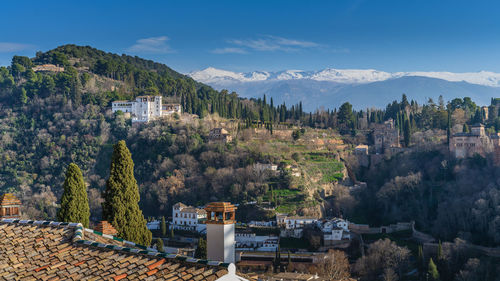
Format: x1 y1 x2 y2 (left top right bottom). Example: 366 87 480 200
0 193 21 219
95 221 118 235
204 202 237 263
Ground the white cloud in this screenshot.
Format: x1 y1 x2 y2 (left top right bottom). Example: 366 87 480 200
0 42 33 53
226 35 323 52
127 36 174 53
211 47 248 54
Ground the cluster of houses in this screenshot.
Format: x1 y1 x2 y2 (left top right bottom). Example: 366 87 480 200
148 202 351 254
111 95 182 122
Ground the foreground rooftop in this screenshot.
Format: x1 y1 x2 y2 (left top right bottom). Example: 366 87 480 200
0 219 245 281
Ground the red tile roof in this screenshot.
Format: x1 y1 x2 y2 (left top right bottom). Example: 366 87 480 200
0 219 230 280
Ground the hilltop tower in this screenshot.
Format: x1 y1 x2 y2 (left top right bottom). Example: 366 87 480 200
205 202 237 263
0 193 21 219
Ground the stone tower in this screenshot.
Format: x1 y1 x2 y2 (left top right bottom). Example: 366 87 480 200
204 202 237 263
0 193 21 219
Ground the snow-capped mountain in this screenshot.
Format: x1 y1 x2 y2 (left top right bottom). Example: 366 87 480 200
189 67 500 87
188 67 500 110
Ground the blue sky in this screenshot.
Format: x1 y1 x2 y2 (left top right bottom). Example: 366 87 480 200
1 0 500 73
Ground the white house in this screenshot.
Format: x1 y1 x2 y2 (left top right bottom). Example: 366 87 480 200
111 96 182 123
284 216 317 230
235 232 279 252
279 216 318 238
172 202 207 231
112 95 162 122
253 163 279 174
318 218 351 245
248 220 276 227
146 220 160 230
162 103 182 116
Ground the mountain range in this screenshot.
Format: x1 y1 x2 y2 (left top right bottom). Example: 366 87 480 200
189 67 500 110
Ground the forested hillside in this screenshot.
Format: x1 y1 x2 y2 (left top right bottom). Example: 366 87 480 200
0 45 340 220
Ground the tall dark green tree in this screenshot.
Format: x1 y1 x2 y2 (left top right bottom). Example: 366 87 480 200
195 237 207 259
160 216 167 237
338 102 355 134
428 258 440 281
102 140 152 245
57 163 90 228
403 117 411 147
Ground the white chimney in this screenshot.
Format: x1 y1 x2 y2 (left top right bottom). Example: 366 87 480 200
205 202 237 263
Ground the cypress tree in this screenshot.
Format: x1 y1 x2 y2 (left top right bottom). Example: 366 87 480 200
102 140 152 246
57 163 90 227
437 240 443 260
195 237 207 259
160 216 167 237
428 258 440 281
417 245 424 276
404 117 411 147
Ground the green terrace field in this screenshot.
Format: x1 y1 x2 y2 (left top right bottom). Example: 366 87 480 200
236 129 347 214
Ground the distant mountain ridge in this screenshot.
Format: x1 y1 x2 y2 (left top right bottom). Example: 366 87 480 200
189 67 500 110
190 67 500 87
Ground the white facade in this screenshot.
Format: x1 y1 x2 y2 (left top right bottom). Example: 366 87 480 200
111 101 134 114
324 228 344 241
320 218 351 243
284 217 317 230
235 232 279 252
147 221 160 230
111 96 182 123
162 104 182 115
248 220 276 227
253 163 279 174
207 223 235 263
172 203 207 231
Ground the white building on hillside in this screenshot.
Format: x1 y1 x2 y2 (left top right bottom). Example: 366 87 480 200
318 218 351 245
280 216 318 238
172 203 207 232
285 216 317 230
162 103 182 115
235 232 279 252
111 95 182 123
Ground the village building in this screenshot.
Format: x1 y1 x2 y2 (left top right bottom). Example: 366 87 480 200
162 103 182 116
111 95 182 123
449 124 495 158
280 216 318 238
235 231 279 252
248 220 276 227
209 128 233 143
0 193 21 219
172 202 207 232
373 118 400 154
260 272 324 281
317 219 351 245
253 163 279 175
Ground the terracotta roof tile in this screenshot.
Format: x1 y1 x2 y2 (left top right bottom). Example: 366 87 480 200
0 219 229 280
